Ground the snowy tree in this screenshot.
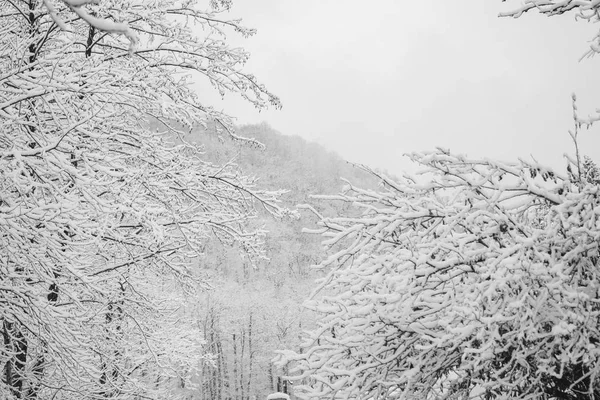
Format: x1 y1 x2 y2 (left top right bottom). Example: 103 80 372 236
282 143 600 399
0 0 284 399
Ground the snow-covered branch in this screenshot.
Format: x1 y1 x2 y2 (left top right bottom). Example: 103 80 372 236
500 0 600 58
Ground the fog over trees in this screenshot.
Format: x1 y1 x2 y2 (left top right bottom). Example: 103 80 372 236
2 1 600 400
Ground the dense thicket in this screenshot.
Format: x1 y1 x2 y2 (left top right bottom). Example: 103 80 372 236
284 149 600 399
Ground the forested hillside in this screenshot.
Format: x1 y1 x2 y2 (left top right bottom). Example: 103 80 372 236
185 123 380 400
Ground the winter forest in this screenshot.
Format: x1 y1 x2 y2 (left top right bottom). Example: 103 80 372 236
2 0 600 399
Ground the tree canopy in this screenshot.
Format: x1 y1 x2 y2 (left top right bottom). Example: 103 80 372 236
0 0 283 398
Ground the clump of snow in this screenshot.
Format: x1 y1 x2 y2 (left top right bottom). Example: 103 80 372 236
266 393 290 400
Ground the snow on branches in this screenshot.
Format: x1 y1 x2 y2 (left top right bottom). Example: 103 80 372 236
284 151 600 399
0 0 284 398
50 0 139 52
500 0 600 58
36 0 280 115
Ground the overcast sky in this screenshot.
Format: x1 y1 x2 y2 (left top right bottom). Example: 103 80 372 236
197 1 600 176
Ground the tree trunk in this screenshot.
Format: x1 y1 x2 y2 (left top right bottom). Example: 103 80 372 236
268 363 275 393
232 333 239 400
216 333 228 400
246 313 253 400
240 329 246 400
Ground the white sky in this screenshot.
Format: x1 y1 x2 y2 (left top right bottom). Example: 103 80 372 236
197 1 600 176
